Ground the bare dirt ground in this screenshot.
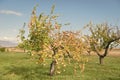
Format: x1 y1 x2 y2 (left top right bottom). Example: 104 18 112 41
88 49 120 57
108 49 120 56
6 47 120 57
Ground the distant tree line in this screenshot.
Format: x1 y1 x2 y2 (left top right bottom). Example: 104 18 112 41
0 47 6 52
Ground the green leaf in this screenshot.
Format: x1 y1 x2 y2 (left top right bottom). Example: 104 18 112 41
38 13 43 21
51 5 55 14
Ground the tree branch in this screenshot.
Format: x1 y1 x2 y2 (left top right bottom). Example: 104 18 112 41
103 37 120 57
93 44 101 56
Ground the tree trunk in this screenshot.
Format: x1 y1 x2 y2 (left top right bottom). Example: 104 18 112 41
49 60 56 76
87 50 91 56
99 56 104 64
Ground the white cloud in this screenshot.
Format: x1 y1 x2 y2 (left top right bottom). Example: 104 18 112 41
0 36 17 42
0 10 22 16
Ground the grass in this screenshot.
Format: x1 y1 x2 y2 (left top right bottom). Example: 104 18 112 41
0 52 120 80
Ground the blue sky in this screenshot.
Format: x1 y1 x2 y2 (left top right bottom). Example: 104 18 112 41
0 0 120 42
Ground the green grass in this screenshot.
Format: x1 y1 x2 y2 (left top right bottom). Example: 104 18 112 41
0 52 120 80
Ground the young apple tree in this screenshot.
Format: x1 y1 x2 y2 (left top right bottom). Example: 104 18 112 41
18 5 88 76
86 22 120 64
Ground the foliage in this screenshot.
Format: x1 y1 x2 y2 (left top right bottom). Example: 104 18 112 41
18 5 87 75
49 30 88 74
87 22 120 51
0 47 6 52
85 22 120 64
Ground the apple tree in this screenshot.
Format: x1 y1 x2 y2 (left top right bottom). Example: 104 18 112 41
18 5 88 76
85 22 120 64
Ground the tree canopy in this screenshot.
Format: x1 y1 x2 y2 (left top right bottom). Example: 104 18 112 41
18 5 88 75
85 22 120 64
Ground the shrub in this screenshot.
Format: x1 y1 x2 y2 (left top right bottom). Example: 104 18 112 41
0 47 6 52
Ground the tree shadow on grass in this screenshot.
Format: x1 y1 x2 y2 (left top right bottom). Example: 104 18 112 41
3 65 51 80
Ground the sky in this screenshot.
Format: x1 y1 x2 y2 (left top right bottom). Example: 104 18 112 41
0 0 120 43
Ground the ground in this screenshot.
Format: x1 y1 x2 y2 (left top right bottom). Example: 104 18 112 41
0 49 120 80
